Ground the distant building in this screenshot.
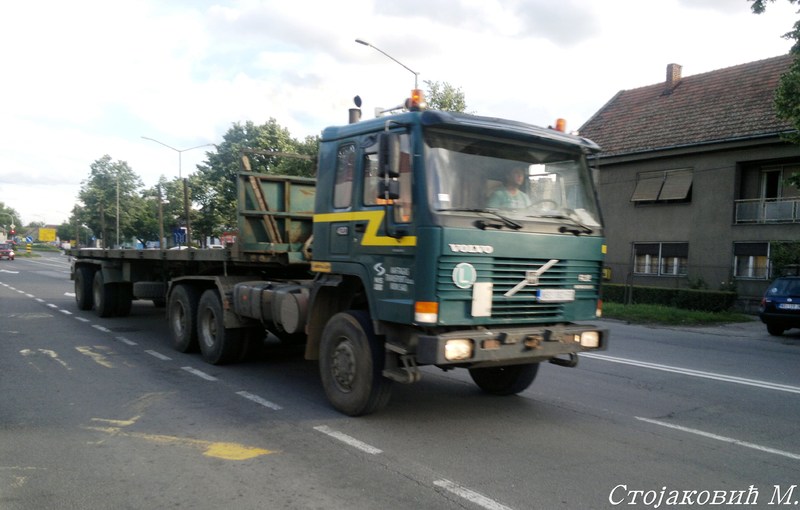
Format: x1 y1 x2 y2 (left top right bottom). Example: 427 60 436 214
579 54 800 308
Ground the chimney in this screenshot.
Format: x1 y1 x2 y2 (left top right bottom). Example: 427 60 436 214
664 63 682 95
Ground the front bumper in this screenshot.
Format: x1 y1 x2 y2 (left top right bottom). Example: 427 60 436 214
416 323 608 367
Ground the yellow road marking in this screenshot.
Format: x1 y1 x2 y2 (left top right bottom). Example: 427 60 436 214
75 346 114 368
19 348 71 370
91 416 141 427
85 417 275 461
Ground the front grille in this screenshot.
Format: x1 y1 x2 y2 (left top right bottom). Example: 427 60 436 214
437 256 601 322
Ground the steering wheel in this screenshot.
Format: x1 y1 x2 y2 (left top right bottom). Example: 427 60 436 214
529 199 559 209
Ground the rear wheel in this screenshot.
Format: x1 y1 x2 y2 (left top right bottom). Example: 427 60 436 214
92 271 116 318
74 266 94 310
197 289 244 365
168 284 200 352
766 322 785 336
114 283 133 317
319 310 393 416
469 363 540 395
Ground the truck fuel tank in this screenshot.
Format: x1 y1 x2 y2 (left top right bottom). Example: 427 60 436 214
233 281 310 335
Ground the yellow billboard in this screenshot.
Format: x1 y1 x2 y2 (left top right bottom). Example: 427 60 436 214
39 228 56 242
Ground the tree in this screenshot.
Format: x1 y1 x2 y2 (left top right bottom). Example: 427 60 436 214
76 155 144 247
0 202 22 239
424 80 469 112
192 119 317 234
67 204 94 248
751 0 800 188
769 241 800 275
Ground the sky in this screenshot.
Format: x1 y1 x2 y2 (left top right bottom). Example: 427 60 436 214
0 0 797 228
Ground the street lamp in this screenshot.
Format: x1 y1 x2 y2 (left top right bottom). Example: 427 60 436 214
355 38 419 89
141 136 214 247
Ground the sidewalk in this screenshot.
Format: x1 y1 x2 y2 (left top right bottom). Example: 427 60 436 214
600 316 800 344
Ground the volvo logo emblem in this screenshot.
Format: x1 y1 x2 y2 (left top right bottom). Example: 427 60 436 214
505 259 560 297
449 244 494 254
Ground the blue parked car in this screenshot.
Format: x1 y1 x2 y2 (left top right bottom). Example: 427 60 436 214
759 276 800 336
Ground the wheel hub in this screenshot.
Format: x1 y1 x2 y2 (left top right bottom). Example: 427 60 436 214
331 340 356 392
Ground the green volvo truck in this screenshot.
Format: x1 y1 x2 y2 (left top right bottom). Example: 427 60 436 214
70 101 608 416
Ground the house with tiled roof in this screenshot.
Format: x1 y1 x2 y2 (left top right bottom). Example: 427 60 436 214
579 54 800 307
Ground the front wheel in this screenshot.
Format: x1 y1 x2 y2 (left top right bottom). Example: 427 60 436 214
469 363 540 395
197 289 243 365
319 311 392 416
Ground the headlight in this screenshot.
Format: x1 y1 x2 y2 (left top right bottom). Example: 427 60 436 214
444 339 473 361
579 331 600 348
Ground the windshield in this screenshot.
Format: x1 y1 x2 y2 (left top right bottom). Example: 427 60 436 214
424 129 602 232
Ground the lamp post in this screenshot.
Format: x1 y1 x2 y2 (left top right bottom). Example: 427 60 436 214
355 39 419 89
141 137 214 247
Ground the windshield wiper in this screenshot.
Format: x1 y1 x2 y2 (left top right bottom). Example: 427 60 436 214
438 208 522 230
532 214 594 235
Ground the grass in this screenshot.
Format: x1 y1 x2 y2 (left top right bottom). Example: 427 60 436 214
602 302 754 326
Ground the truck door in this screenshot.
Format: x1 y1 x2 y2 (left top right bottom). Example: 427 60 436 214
353 133 417 322
317 132 416 321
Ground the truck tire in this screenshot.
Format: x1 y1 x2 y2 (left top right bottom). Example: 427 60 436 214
197 289 244 365
168 284 199 352
115 283 133 317
92 271 116 318
469 363 540 396
74 266 94 311
319 310 393 416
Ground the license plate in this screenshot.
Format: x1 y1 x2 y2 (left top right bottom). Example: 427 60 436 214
537 289 575 302
778 303 800 310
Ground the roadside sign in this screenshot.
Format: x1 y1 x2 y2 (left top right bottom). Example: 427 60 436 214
39 228 56 242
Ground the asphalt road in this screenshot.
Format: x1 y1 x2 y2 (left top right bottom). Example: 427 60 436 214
1 253 798 509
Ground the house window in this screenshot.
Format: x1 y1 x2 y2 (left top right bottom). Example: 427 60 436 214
733 242 769 279
735 163 800 223
631 169 693 203
633 242 688 276
333 144 355 209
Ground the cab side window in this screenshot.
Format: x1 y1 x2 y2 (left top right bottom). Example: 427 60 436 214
362 134 413 223
395 134 413 223
362 151 380 206
334 144 355 209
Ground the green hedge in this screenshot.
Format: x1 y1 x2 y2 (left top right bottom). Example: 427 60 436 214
603 284 737 313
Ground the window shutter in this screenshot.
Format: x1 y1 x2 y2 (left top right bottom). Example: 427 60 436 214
631 173 664 202
659 170 693 200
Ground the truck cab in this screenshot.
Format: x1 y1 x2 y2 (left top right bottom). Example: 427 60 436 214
308 108 607 414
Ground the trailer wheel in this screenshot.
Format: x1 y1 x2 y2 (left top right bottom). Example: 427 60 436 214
197 289 243 365
468 363 540 396
92 271 116 318
319 310 392 416
115 283 133 317
168 284 199 352
74 266 94 311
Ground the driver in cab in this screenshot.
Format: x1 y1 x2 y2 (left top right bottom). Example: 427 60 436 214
487 167 531 210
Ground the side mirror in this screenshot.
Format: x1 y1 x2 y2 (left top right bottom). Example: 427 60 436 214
379 133 400 178
377 179 400 200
